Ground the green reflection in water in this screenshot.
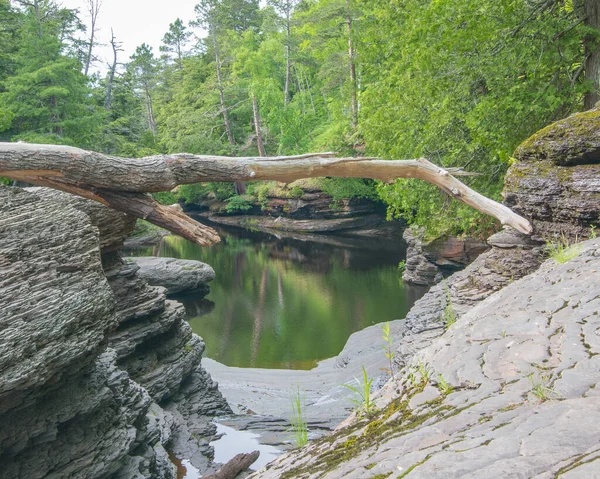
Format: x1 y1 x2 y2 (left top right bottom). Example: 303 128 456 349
145 229 426 370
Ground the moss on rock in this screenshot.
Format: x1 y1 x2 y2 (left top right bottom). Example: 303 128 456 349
514 107 600 166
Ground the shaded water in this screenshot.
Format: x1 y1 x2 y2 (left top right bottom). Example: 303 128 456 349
140 223 426 369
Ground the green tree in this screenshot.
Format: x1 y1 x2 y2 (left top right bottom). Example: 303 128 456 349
1 0 100 146
129 43 159 135
359 0 586 236
160 18 192 71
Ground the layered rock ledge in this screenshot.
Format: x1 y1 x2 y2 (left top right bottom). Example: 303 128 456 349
0 186 230 479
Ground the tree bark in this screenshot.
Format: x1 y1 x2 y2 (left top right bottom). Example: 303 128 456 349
0 142 534 244
284 8 291 106
104 29 121 111
252 92 267 157
144 84 157 134
346 0 358 131
201 451 260 479
583 0 600 110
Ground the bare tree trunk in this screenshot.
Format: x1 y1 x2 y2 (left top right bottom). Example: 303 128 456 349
84 0 102 77
346 0 358 130
211 27 234 145
144 85 157 134
583 0 600 110
0 142 534 246
284 10 291 106
252 92 266 157
49 95 63 136
104 29 121 111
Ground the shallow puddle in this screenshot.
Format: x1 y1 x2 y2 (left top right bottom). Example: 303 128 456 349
210 423 283 471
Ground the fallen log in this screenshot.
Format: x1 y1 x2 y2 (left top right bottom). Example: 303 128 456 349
0 142 533 245
201 451 260 479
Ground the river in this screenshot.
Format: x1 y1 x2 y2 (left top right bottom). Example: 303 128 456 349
136 222 427 370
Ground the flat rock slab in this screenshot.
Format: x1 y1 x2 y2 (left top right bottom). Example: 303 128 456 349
128 257 215 295
251 239 600 478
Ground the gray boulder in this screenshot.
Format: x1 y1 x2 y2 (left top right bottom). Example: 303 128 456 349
128 257 216 295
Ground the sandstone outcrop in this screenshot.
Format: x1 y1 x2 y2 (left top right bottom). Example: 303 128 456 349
0 186 230 479
188 181 405 239
398 106 600 367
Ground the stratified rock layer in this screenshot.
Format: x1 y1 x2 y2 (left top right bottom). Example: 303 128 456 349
402 227 489 286
0 186 231 479
251 239 600 478
506 107 600 240
0 186 173 478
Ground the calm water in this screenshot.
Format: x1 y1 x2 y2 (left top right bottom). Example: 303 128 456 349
137 223 426 370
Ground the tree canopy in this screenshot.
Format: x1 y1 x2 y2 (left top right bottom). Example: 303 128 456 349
0 0 597 236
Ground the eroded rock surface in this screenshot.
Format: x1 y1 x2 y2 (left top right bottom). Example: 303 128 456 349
0 187 173 478
251 239 600 478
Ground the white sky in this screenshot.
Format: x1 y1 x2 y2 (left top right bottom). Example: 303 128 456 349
58 0 203 74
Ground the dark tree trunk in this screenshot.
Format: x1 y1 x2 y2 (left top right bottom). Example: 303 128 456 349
346 0 358 130
583 0 600 110
201 451 260 479
252 92 266 157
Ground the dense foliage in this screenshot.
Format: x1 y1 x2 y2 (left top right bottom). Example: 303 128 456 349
0 0 596 235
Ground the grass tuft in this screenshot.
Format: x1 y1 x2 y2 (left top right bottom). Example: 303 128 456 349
289 387 308 447
344 366 377 418
546 234 581 264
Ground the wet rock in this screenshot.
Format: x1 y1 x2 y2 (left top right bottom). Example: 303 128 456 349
128 256 215 295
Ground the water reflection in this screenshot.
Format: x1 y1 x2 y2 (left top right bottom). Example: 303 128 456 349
143 224 427 370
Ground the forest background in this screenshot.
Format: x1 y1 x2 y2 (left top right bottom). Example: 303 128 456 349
1 0 598 236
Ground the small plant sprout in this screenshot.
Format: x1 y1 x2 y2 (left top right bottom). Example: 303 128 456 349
499 330 507 338
344 366 377 418
527 373 557 402
590 225 597 239
416 360 432 384
444 283 457 329
436 373 454 395
289 387 308 447
546 234 582 264
381 322 395 378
